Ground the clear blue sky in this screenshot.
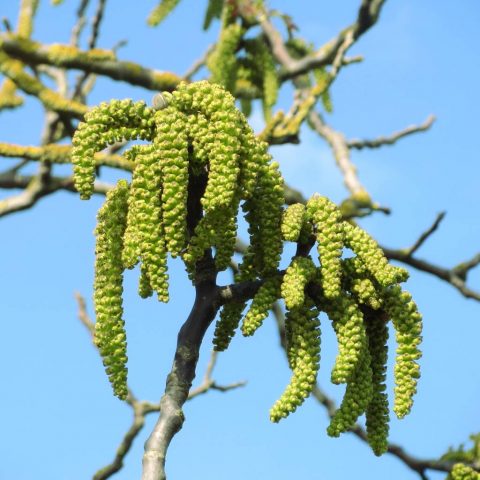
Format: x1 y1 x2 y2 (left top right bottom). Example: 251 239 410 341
1 1 479 479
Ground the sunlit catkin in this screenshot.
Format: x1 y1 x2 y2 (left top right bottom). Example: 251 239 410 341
383 285 422 419
307 195 344 299
93 180 129 400
270 300 320 422
364 310 390 456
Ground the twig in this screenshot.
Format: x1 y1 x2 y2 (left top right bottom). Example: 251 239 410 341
258 0 386 80
404 211 446 256
347 115 436 149
0 171 112 218
308 110 368 198
183 44 215 81
70 0 90 47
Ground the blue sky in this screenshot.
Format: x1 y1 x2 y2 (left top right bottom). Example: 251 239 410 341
1 1 479 479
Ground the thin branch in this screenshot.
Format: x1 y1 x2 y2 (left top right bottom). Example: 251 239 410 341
183 44 215 81
70 0 90 47
383 247 480 302
348 115 436 149
0 171 111 218
258 0 385 80
308 110 368 197
405 211 446 256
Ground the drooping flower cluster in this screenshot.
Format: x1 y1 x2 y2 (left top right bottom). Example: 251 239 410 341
73 80 422 457
219 194 423 455
72 80 284 398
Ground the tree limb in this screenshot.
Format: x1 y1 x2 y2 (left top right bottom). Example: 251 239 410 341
347 115 436 149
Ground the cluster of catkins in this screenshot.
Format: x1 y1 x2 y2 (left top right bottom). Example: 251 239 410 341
73 80 422 457
213 195 422 456
72 80 284 399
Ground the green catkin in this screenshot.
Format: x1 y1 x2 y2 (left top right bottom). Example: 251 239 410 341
448 464 480 480
244 37 279 120
342 258 383 310
72 99 155 199
122 145 151 269
147 0 181 26
281 256 317 310
324 294 368 385
207 22 243 93
364 310 390 456
154 106 189 257
242 276 282 336
171 82 242 211
127 144 169 302
327 346 373 437
138 263 154 299
253 162 284 275
213 302 246 352
281 203 306 242
383 285 422 419
270 300 320 422
93 180 129 400
203 0 224 30
307 195 344 299
343 222 409 287
213 201 240 271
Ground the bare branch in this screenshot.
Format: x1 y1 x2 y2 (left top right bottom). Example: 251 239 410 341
405 211 446 256
183 44 215 81
308 110 368 197
0 170 112 218
258 0 385 80
347 115 436 150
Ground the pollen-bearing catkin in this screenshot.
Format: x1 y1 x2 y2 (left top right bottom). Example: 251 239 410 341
72 100 155 199
281 203 306 242
213 302 246 352
270 300 320 422
154 106 189 257
343 222 408 287
127 142 169 302
207 22 243 93
281 256 317 310
327 346 373 437
383 285 422 419
323 294 367 385
364 310 390 456
307 195 344 299
147 0 181 26
93 180 130 400
448 464 480 480
242 276 282 337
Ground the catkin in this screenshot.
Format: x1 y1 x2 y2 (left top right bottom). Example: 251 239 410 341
270 300 320 422
364 310 390 456
307 195 344 299
93 180 130 400
383 286 422 419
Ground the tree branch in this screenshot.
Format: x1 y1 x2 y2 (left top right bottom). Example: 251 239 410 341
258 0 385 80
347 115 436 149
0 170 111 218
0 34 181 93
